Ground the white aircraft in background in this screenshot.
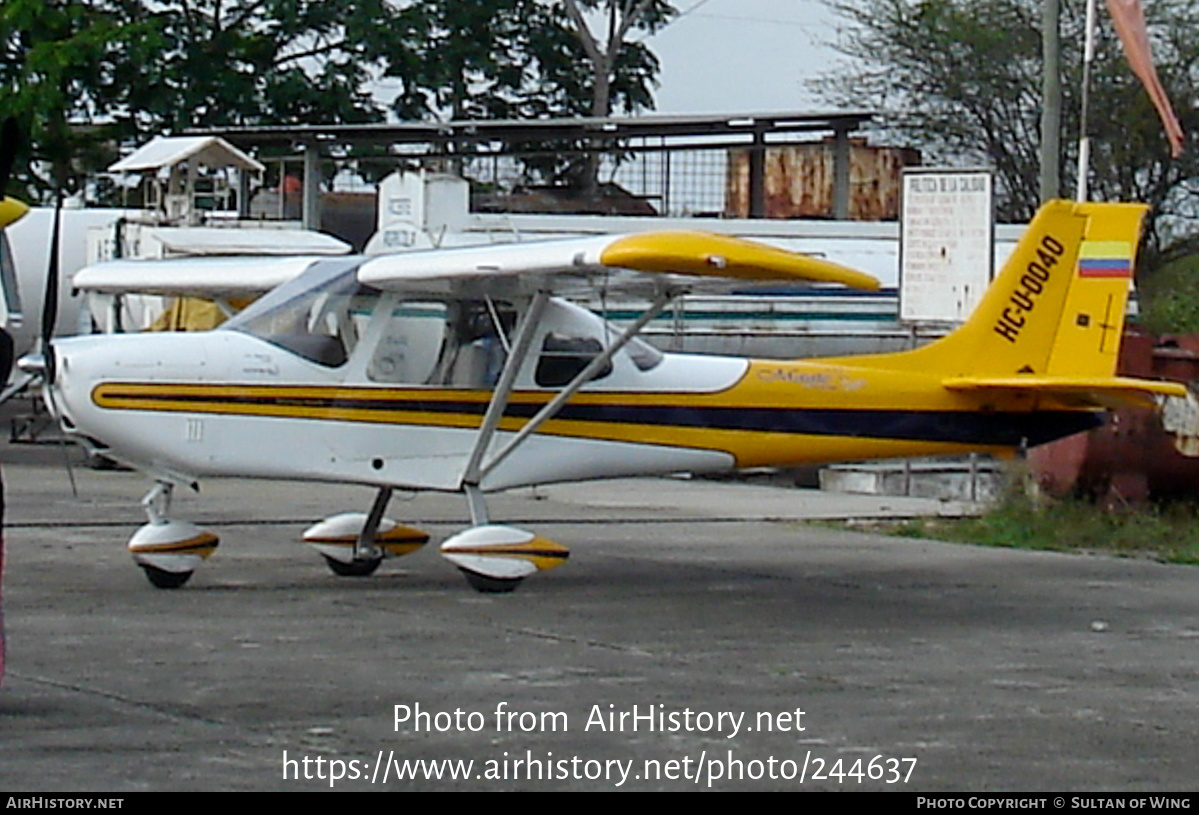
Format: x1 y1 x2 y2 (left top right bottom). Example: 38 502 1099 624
24 197 1189 592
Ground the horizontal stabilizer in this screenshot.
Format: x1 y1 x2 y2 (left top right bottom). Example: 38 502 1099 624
943 375 1188 409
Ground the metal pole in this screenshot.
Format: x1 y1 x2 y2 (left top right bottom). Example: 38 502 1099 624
1040 0 1062 201
302 145 321 229
1076 0 1098 202
833 127 852 219
461 291 550 486
749 127 766 219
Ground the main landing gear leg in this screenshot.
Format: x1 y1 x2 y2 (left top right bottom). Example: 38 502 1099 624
440 485 569 593
302 487 429 577
326 487 390 576
127 481 219 589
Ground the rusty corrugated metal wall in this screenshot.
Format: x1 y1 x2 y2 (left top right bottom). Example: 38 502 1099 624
725 139 920 221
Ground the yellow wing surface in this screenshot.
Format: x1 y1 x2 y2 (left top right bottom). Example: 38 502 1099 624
596 231 881 289
357 231 880 296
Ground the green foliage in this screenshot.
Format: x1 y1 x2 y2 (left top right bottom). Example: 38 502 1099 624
525 1 677 189
820 0 1043 218
817 0 1199 265
558 0 676 115
870 491 1199 565
0 0 161 198
1136 254 1199 333
391 0 547 121
143 0 397 130
1 0 676 201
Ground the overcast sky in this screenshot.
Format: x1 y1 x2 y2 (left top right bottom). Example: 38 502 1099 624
644 0 851 114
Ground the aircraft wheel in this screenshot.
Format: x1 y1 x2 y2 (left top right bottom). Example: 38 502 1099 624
460 569 523 594
323 555 382 577
140 564 193 589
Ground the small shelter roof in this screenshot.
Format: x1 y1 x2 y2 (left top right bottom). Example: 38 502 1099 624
108 136 265 174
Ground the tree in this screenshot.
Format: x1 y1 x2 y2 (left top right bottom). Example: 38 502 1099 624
552 1 677 196
2 1 448 199
389 0 548 121
2 1 678 202
125 0 413 131
386 1 676 193
376 0 675 125
0 0 159 199
560 0 677 118
816 0 1199 264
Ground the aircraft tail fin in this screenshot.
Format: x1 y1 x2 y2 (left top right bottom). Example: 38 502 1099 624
864 200 1149 383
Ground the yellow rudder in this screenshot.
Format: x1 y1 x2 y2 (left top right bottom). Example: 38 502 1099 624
846 200 1145 381
1043 202 1146 378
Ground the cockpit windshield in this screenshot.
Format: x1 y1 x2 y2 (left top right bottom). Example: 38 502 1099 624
223 258 377 367
224 257 665 381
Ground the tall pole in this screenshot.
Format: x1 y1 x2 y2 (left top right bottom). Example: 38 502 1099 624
1040 0 1062 201
1077 0 1098 202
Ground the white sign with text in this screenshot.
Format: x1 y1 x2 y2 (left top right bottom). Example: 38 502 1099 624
899 170 994 324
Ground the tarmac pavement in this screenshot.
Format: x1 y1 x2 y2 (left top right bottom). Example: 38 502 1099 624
2 444 1198 791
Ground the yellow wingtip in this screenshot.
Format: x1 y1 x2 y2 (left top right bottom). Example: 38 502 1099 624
600 231 880 291
0 196 29 229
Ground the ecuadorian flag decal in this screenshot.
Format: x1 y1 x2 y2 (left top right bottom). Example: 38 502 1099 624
1078 240 1133 278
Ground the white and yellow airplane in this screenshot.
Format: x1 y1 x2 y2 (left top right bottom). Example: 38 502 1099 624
32 199 1189 591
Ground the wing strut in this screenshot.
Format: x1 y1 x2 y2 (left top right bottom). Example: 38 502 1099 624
460 290 551 487
477 289 677 484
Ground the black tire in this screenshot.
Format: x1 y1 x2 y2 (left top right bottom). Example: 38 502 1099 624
140 564 193 589
323 555 382 577
460 569 523 593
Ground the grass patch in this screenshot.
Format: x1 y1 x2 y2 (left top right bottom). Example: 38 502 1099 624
1137 253 1199 334
853 492 1199 565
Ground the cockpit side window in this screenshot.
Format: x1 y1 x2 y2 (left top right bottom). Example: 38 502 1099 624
428 299 515 387
535 333 614 387
367 297 517 387
367 301 448 384
529 299 662 388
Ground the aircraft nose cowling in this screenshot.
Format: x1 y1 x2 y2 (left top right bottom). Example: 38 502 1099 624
49 332 225 446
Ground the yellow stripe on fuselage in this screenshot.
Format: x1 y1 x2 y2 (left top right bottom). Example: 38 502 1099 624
90 358 1097 468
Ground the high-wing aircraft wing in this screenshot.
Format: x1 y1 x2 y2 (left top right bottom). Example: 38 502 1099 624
71 256 347 333
357 231 881 297
72 255 333 300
